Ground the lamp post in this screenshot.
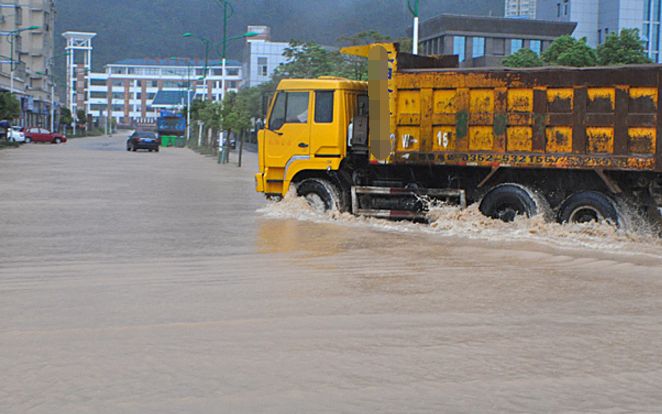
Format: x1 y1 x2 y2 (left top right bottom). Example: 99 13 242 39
37 51 70 132
4 25 40 94
214 0 258 163
168 57 193 143
182 33 212 100
407 0 419 54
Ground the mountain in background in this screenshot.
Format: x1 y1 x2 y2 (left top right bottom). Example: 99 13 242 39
55 0 503 74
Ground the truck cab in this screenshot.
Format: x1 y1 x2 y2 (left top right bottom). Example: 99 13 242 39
256 77 367 201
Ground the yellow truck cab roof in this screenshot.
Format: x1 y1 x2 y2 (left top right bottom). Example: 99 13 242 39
277 77 367 91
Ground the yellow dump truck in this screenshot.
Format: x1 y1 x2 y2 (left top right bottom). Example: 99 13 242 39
256 43 662 227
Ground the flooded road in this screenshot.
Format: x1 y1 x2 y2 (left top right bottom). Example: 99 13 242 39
2 135 662 413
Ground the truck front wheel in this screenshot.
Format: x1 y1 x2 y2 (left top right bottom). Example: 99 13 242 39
296 178 342 212
479 183 544 222
558 191 622 226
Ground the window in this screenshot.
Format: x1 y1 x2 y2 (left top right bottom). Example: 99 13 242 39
314 91 334 123
357 94 369 116
269 93 286 129
556 2 561 17
269 92 309 129
598 29 602 44
493 38 506 56
258 57 268 77
286 92 309 123
511 39 524 54
529 40 542 55
453 36 465 62
472 37 485 58
564 0 568 15
226 68 239 76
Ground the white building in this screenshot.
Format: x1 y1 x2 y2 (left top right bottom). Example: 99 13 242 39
537 0 658 62
242 25 289 87
64 31 243 125
506 0 537 19
87 58 242 125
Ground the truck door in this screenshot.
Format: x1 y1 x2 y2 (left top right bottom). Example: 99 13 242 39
309 90 338 156
264 91 311 171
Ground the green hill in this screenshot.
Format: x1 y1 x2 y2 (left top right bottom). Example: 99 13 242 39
55 0 504 71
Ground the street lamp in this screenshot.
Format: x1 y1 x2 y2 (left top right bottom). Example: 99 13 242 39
182 32 212 99
4 25 40 94
37 51 70 132
168 57 193 143
407 0 420 54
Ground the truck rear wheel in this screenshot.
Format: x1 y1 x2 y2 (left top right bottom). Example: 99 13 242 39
558 191 622 226
296 178 342 212
479 183 543 222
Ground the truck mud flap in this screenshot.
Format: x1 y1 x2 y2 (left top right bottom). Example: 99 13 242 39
351 186 467 219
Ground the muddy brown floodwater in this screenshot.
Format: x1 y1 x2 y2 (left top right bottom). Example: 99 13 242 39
2 135 662 413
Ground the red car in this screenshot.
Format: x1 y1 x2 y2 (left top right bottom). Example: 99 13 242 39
24 127 67 144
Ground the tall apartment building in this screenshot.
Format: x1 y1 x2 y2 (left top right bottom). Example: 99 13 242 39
505 0 537 19
537 0 659 62
0 0 56 127
242 25 289 87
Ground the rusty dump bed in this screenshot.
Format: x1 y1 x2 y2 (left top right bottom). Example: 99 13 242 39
389 63 662 173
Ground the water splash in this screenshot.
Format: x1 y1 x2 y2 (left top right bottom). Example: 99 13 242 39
258 191 662 260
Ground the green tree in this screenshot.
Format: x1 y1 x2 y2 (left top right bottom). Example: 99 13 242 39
220 92 247 132
198 100 223 133
0 92 20 121
502 48 544 67
274 40 355 81
397 37 413 54
541 36 597 67
60 107 73 126
338 31 392 80
76 109 87 129
541 35 576 64
597 29 651 65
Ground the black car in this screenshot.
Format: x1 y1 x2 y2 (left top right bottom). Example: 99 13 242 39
127 131 159 152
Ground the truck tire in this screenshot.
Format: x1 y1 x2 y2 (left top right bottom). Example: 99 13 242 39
479 183 543 222
296 178 342 212
558 191 622 226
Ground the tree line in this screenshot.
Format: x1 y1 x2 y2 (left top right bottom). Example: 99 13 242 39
503 29 651 68
187 31 404 151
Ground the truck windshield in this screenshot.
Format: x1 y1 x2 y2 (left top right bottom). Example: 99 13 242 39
269 92 309 130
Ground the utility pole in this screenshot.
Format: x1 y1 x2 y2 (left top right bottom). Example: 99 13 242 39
213 0 257 164
408 0 420 54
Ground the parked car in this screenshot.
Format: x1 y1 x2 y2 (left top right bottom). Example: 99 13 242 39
7 128 25 143
24 128 67 144
127 131 159 152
